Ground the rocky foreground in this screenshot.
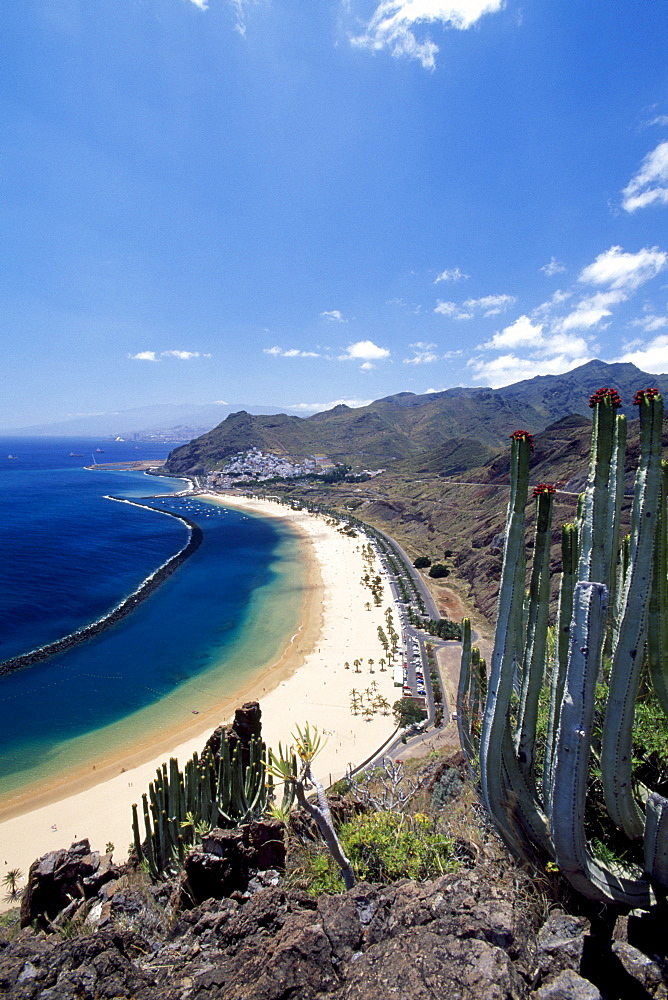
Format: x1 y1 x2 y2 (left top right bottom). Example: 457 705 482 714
2 833 668 1000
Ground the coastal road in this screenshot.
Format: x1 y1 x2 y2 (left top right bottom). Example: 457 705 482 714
371 526 441 620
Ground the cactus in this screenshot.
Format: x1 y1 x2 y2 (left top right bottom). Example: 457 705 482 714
456 619 475 760
543 522 577 812
478 431 552 858
132 722 296 879
516 485 555 787
456 620 486 760
461 389 668 905
601 390 664 840
647 463 668 716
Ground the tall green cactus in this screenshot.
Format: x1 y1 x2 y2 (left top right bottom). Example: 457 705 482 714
132 726 296 879
601 390 664 840
647 463 668 716
516 484 555 786
543 522 577 812
478 431 552 858
461 388 668 905
456 619 475 760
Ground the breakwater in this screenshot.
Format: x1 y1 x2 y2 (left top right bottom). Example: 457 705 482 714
0 498 203 677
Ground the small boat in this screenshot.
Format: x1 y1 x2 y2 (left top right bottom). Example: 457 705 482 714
69 452 83 457
7 455 17 460
96 448 104 453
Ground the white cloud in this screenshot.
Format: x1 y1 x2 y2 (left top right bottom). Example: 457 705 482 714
320 309 347 322
615 334 668 373
540 256 566 276
480 315 589 359
532 289 572 317
434 291 515 319
403 342 439 364
480 315 543 351
129 349 209 361
286 398 373 412
161 350 207 360
434 266 469 283
467 352 591 388
350 0 505 70
462 245 666 389
540 333 590 357
579 245 668 291
434 300 473 320
629 314 668 333
187 0 208 8
463 293 516 316
622 142 668 212
554 290 626 333
339 339 391 361
129 351 158 361
263 346 321 358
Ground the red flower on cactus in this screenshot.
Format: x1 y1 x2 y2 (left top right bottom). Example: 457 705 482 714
509 429 534 450
588 387 622 409
633 388 660 405
532 483 556 497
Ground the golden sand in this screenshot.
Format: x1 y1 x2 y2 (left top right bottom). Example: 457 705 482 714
0 496 400 902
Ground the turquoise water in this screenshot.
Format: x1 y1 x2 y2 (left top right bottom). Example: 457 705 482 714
0 439 304 799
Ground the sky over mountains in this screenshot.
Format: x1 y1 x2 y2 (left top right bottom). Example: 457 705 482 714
2 0 668 427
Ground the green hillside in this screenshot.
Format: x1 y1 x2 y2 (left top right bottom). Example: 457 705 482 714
238 409 668 633
166 359 668 477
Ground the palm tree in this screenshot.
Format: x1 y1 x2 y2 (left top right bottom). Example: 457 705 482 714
368 658 375 673
344 661 350 670
353 658 362 674
376 695 391 716
379 657 386 672
2 868 23 902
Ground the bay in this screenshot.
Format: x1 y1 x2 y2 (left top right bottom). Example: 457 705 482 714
0 438 304 799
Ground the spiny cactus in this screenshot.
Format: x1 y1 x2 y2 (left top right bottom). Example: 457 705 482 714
461 388 668 905
133 732 296 879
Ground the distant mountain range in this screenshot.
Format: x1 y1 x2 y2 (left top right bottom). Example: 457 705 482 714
165 360 668 476
1 402 293 440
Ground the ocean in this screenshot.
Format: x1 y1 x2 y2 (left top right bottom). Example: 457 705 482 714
0 438 304 801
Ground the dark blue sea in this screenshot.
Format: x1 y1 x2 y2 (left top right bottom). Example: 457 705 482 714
0 438 304 800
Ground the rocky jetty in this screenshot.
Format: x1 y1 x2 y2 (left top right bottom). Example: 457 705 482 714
0 505 202 677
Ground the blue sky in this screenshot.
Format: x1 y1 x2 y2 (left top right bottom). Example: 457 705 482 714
2 0 668 427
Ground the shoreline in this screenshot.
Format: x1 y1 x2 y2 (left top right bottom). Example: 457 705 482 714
0 495 400 901
0 499 202 677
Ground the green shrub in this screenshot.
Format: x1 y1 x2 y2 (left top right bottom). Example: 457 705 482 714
428 563 449 578
305 812 457 893
413 556 431 569
393 698 426 727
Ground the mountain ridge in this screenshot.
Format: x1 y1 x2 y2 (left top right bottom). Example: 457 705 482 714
165 360 668 476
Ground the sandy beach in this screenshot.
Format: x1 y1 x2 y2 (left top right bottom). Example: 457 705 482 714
0 494 401 903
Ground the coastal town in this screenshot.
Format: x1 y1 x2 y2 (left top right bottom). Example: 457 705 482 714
205 447 331 487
